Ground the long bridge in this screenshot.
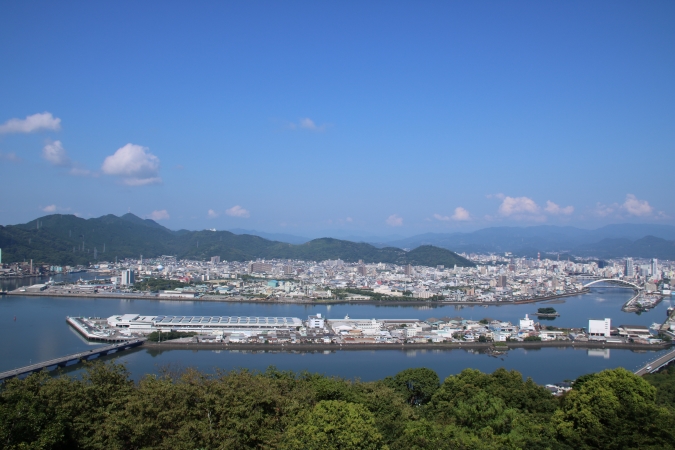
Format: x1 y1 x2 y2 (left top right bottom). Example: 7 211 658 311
635 348 675 376
582 278 642 290
0 338 145 382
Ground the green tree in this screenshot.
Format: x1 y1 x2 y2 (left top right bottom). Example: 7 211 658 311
553 367 675 449
281 400 388 450
383 368 440 406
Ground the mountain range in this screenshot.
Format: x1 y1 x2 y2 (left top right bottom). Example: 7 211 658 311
378 224 675 259
2 215 673 266
230 224 675 260
0 214 474 268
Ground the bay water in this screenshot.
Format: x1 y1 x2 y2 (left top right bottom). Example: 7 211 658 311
1 276 672 384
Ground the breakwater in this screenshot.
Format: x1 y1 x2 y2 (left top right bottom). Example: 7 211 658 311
144 339 670 352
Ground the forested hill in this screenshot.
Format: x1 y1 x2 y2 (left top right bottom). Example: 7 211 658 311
2 363 674 449
0 213 474 267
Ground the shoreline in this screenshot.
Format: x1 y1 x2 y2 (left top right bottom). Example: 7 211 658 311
143 340 671 352
6 288 591 306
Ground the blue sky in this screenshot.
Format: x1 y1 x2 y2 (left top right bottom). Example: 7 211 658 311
1 1 673 237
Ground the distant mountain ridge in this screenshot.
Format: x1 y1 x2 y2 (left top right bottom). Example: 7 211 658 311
377 224 675 259
0 214 473 267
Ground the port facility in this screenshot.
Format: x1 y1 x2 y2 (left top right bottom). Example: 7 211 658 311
107 314 304 333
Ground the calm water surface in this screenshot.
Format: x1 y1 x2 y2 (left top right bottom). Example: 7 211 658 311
1 279 672 384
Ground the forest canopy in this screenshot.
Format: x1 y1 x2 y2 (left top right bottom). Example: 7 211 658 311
1 363 674 449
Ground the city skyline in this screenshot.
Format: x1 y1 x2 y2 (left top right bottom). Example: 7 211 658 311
1 1 673 234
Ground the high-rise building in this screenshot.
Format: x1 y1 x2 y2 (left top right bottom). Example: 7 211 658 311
651 259 659 279
120 269 135 286
497 275 507 288
283 265 294 276
249 262 272 274
210 256 220 264
404 264 413 276
624 258 634 278
357 264 367 276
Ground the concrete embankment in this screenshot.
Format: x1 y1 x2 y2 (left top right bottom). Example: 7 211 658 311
7 289 590 307
143 340 671 352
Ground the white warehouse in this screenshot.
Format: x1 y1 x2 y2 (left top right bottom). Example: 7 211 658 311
107 314 303 334
588 318 611 338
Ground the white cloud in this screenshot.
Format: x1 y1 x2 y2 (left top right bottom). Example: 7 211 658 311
385 214 403 227
0 151 20 162
42 140 71 167
622 194 653 217
434 207 471 222
346 217 353 222
225 205 250 218
545 201 574 215
300 118 321 131
452 207 471 221
207 209 219 218
42 204 57 213
0 112 61 134
101 143 161 186
498 196 540 216
594 202 617 217
147 210 169 221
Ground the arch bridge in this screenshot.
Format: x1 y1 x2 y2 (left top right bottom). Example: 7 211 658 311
583 278 642 290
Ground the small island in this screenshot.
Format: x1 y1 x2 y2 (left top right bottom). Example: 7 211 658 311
534 307 560 318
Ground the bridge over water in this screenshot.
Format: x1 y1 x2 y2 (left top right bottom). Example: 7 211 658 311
582 278 642 290
0 338 145 382
635 348 675 376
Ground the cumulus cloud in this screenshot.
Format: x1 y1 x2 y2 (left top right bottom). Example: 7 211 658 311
0 112 61 134
498 196 540 216
42 140 71 167
0 151 20 162
622 194 653 217
101 143 161 186
386 214 403 227
545 201 574 215
147 210 169 221
225 205 250 218
207 209 219 218
434 207 471 222
452 207 471 221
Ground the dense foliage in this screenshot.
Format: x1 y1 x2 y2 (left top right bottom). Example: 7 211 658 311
537 307 557 314
133 278 190 292
146 331 197 342
1 363 674 449
0 214 474 267
644 364 675 407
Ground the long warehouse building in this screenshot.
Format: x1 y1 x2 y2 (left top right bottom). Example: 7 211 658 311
107 314 303 333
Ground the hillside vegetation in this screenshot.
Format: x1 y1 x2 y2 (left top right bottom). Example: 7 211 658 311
0 363 673 449
0 214 474 267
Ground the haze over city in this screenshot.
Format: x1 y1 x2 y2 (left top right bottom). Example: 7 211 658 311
1 1 673 236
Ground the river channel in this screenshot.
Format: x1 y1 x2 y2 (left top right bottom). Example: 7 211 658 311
1 275 672 384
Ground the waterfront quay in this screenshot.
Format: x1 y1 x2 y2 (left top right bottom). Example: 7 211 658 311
67 310 673 348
